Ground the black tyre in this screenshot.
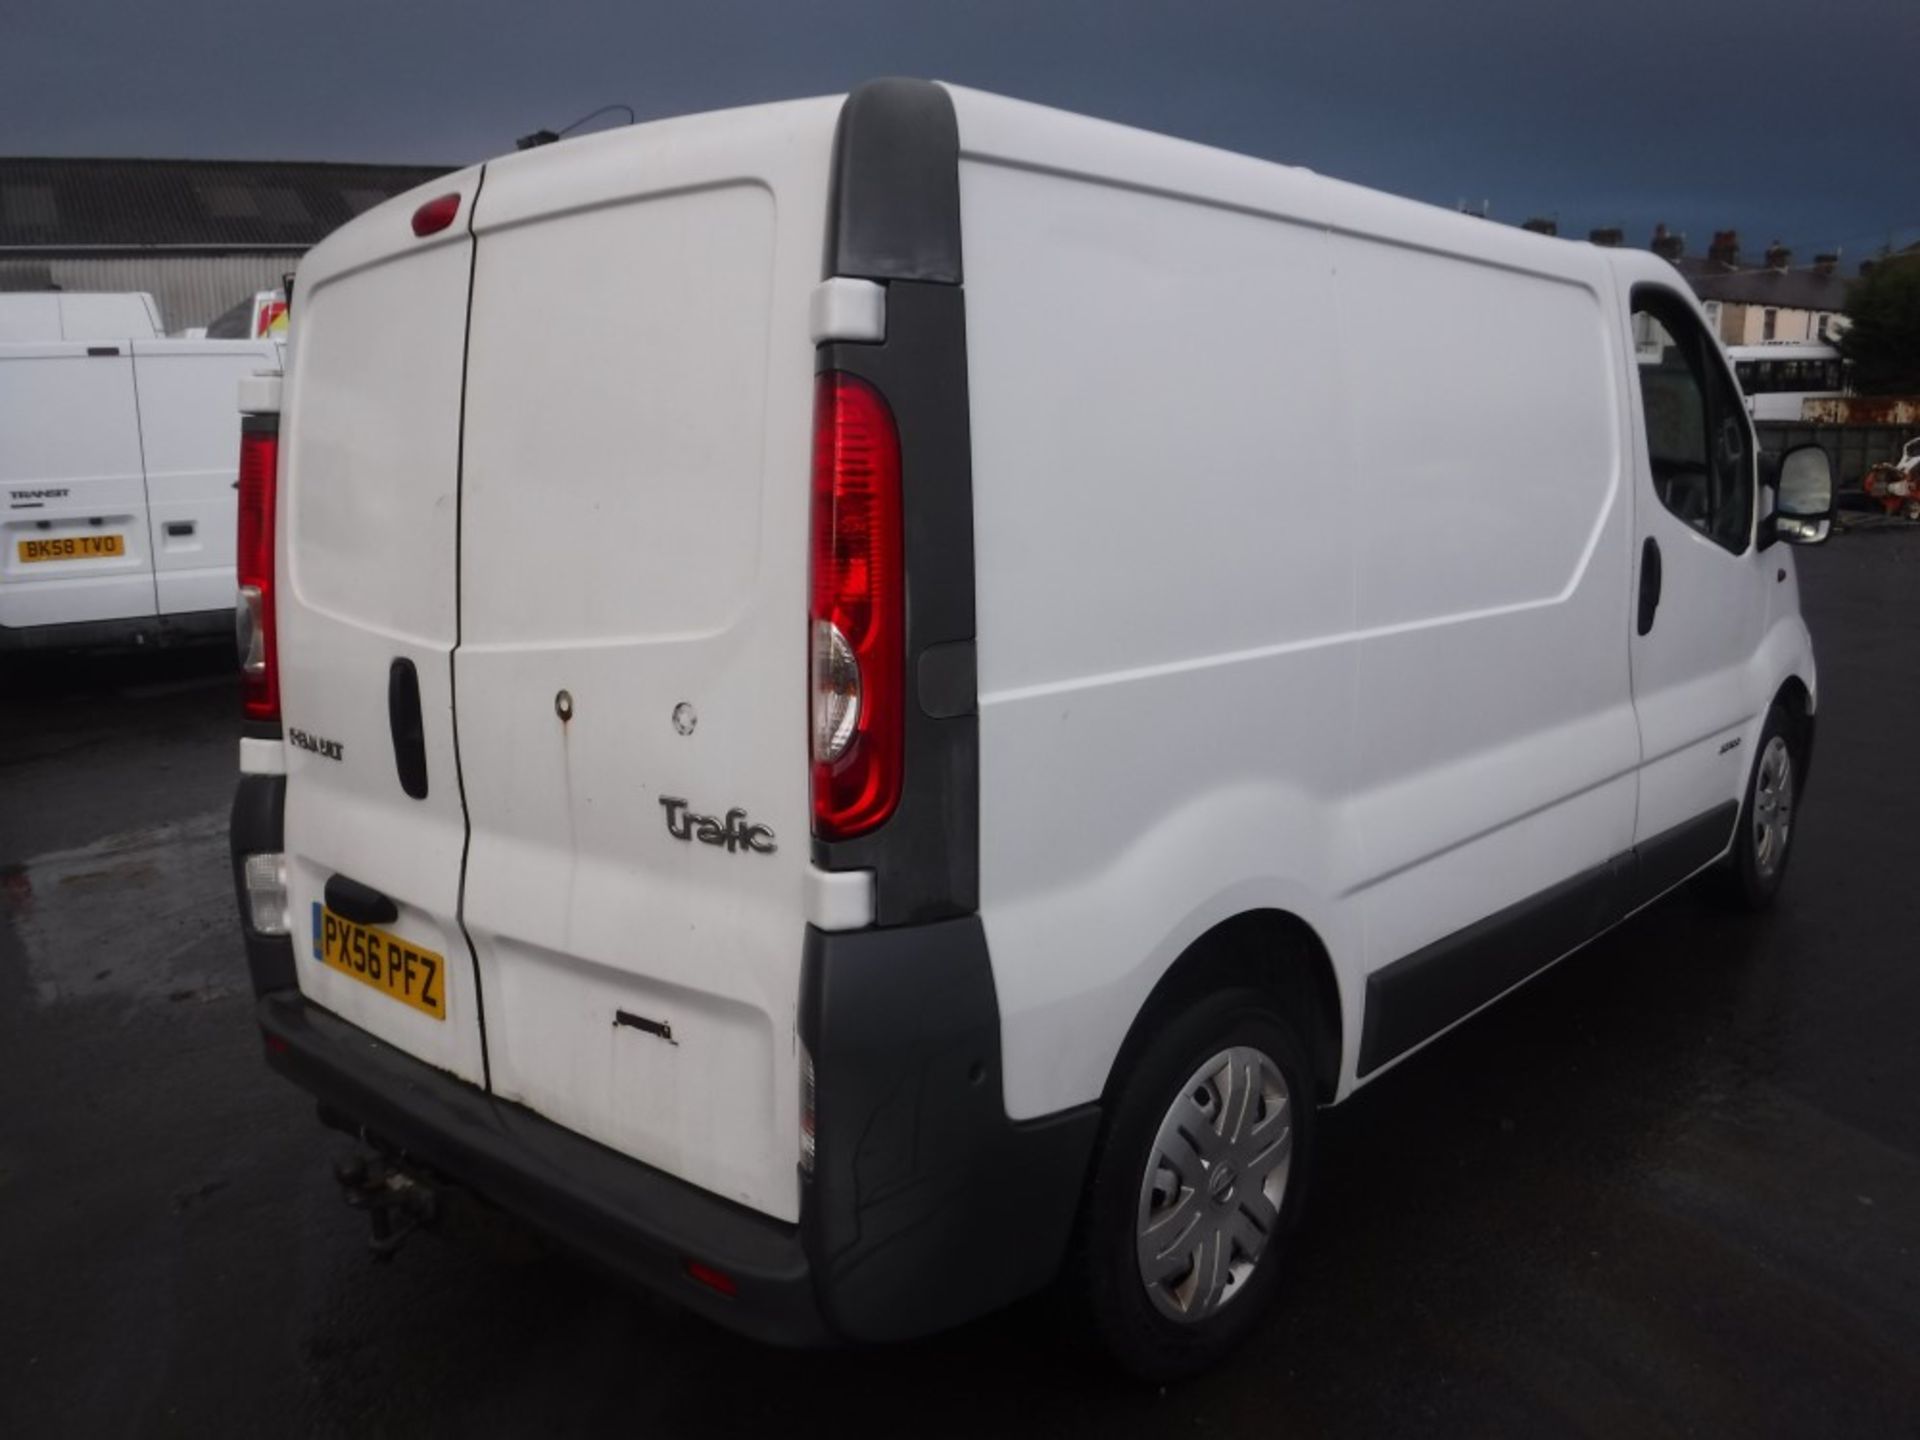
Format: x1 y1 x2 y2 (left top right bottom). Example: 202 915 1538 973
1719 702 1803 911
1074 988 1316 1381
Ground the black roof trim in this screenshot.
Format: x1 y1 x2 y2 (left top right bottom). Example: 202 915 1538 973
824 79 962 284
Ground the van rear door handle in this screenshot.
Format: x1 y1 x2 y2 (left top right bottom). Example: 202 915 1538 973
324 874 398 926
388 658 430 800
1637 536 1662 636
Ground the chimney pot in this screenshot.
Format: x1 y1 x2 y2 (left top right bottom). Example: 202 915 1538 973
1813 253 1838 276
1765 242 1792 271
1649 223 1685 261
1588 226 1624 248
1708 229 1740 267
1520 216 1558 236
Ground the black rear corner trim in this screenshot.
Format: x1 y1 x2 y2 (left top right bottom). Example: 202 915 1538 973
229 774 294 995
816 86 978 924
799 917 1099 1342
816 285 978 923
825 79 962 284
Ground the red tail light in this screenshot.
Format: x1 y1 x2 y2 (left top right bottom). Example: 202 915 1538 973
411 193 461 238
810 373 903 840
236 423 280 721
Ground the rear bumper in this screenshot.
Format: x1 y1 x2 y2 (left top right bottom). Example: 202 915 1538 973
239 795 1100 1345
257 989 828 1345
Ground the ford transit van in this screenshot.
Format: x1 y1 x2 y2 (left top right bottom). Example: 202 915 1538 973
2 317 279 650
229 80 1834 1377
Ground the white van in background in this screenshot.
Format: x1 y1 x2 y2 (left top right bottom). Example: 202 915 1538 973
227 80 1835 1378
0 290 164 344
1 314 279 650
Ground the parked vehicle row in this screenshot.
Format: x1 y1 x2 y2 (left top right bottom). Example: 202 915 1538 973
226 80 1835 1378
0 294 278 649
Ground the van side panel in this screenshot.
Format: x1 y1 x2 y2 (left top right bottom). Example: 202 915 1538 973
1333 237 1639 1072
958 152 1364 1123
455 101 838 1222
0 343 157 630
130 339 280 617
951 85 1637 1116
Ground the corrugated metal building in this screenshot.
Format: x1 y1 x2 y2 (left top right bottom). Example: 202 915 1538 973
0 157 452 332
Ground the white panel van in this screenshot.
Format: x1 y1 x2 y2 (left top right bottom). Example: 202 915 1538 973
0 291 163 344
0 326 278 649
228 81 1835 1377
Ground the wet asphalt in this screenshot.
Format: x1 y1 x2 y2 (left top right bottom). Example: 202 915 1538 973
2 534 1918 1439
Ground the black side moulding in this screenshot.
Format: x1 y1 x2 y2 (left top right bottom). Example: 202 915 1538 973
1357 801 1743 1077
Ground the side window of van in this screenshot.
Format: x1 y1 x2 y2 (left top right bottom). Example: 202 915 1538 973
1633 291 1753 554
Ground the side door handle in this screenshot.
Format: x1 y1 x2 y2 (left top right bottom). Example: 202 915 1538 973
1637 536 1663 636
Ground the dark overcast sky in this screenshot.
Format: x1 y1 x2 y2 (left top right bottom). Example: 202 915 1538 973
7 0 1918 263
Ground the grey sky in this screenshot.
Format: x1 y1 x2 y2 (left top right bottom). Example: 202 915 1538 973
7 0 1918 262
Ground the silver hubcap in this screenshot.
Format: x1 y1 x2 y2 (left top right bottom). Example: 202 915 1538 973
1136 1046 1293 1324
1753 735 1794 879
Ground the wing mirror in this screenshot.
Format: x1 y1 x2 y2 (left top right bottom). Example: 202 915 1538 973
1761 444 1835 548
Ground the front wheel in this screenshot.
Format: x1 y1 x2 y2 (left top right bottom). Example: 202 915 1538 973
1719 703 1802 910
1074 990 1316 1380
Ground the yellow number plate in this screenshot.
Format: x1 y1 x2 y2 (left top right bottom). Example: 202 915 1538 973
19 534 126 563
312 904 447 1020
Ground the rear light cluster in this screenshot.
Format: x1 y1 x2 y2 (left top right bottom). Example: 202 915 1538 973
809 373 904 841
236 422 280 722
242 852 290 936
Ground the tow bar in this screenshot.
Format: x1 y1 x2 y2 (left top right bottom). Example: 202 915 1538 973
333 1151 439 1260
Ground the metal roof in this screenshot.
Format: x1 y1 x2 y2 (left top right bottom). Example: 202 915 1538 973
0 157 454 251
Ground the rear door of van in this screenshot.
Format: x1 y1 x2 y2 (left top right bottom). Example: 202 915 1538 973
275 169 489 1086
454 100 837 1221
0 342 157 632
130 338 280 618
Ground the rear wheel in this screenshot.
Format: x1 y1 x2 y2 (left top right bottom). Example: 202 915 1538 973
1076 989 1316 1380
1719 703 1802 910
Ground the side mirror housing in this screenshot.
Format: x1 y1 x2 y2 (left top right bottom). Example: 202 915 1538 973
1760 444 1835 548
